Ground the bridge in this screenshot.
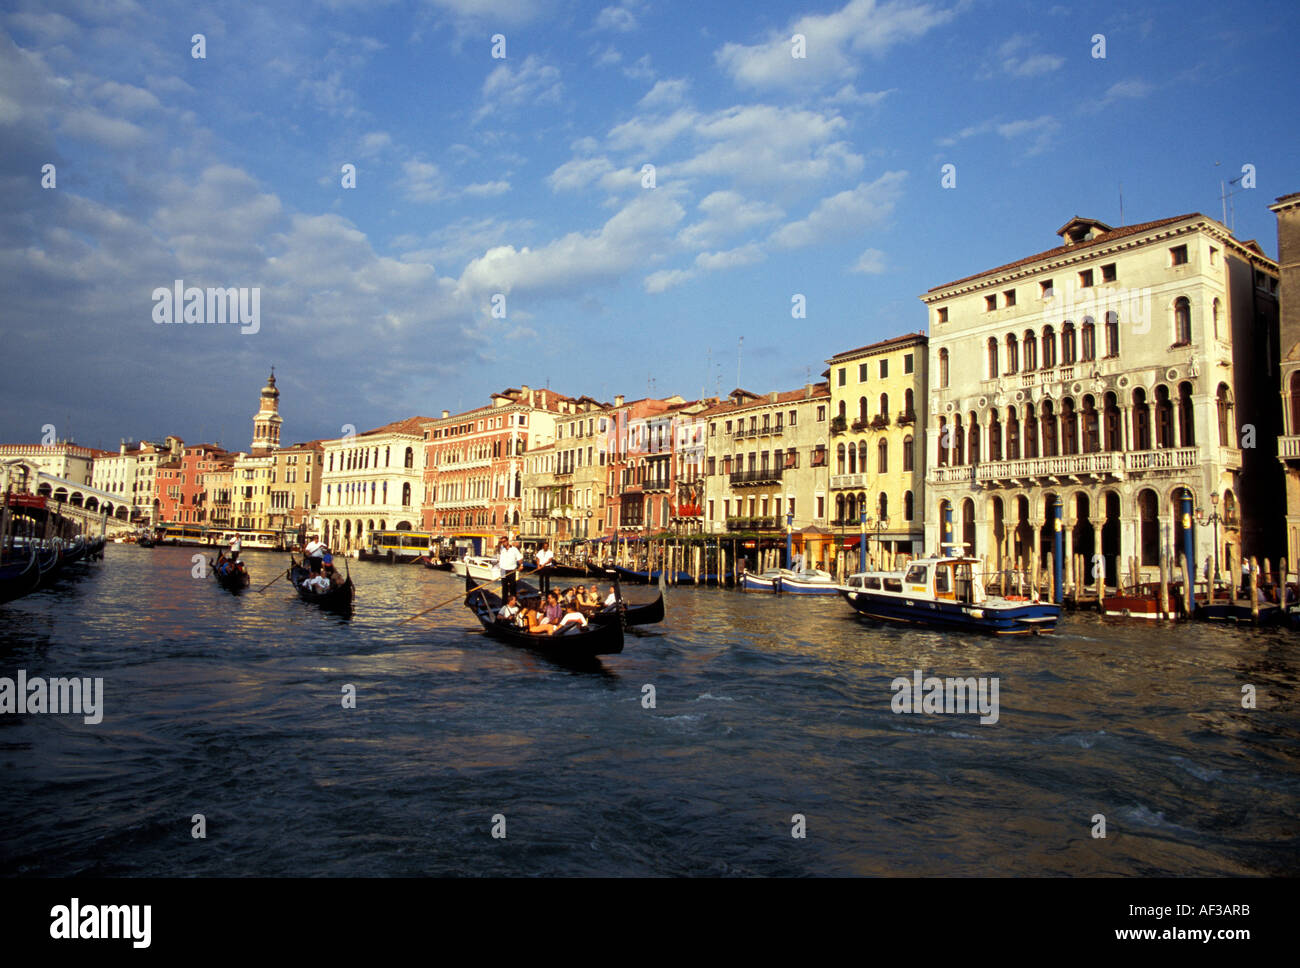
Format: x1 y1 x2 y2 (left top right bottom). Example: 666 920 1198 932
3 460 139 536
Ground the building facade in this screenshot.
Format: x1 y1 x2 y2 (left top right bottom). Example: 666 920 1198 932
0 442 101 487
1273 192 1300 563
268 441 323 537
154 444 232 526
922 213 1280 587
826 333 928 560
319 417 429 548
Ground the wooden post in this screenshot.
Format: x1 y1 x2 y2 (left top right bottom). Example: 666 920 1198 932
1181 554 1194 619
1249 557 1259 624
1096 553 1105 613
1284 557 1291 606
1158 555 1169 620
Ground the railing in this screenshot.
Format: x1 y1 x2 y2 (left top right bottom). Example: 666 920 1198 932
830 416 847 435
851 419 869 432
896 410 916 426
729 468 783 486
830 473 867 489
870 414 890 429
1281 436 1300 459
643 479 670 492
930 446 1206 484
725 516 778 531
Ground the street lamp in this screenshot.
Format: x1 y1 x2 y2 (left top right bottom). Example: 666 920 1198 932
785 510 794 570
859 507 868 574
1195 491 1223 590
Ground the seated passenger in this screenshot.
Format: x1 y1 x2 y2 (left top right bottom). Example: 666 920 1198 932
498 594 521 623
523 608 556 635
604 586 618 607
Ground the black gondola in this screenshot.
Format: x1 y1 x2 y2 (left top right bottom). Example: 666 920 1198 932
464 576 624 656
288 558 354 613
36 542 62 587
513 578 664 627
210 554 251 592
0 547 40 605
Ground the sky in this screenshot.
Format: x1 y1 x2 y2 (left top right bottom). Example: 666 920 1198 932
1 0 1297 453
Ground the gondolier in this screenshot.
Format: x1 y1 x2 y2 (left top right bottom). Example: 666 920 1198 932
535 540 554 594
304 535 327 572
498 536 523 598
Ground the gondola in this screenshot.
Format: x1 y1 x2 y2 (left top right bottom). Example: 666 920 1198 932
512 578 665 627
35 542 63 588
608 563 694 585
0 547 40 605
288 558 355 613
463 576 624 657
210 554 251 592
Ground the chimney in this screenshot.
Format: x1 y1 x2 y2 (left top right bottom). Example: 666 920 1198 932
441 410 450 419
805 383 814 398
521 384 530 396
770 391 779 403
614 394 624 408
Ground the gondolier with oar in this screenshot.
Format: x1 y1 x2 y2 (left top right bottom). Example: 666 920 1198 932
498 534 523 599
535 540 554 595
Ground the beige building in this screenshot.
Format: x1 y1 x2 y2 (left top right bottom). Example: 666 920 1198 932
826 333 928 560
319 416 430 549
701 383 832 556
922 213 1280 587
1273 192 1300 562
268 441 324 537
91 437 181 525
519 438 558 547
0 442 100 487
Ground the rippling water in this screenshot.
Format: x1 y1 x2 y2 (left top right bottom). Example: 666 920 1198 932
2 545 1298 876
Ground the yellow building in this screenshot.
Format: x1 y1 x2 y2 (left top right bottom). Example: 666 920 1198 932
825 332 928 563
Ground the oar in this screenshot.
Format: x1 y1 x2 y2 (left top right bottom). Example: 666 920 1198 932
256 560 292 593
395 565 536 626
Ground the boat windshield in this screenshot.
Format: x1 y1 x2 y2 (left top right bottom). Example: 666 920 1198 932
904 564 928 585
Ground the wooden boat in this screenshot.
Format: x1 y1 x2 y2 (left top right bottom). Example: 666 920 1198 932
452 555 500 582
512 579 665 627
1102 582 1185 620
740 569 782 592
778 568 839 595
840 553 1060 635
1195 599 1283 624
35 542 63 587
137 534 156 548
288 559 355 613
0 547 40 605
463 577 624 657
210 554 251 592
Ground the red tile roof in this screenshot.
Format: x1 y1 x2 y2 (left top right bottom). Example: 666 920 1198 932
359 416 435 437
827 331 927 362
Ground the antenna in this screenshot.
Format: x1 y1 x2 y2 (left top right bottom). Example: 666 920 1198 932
737 335 744 390
1118 181 1123 226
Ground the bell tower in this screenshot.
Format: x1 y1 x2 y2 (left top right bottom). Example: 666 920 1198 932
250 369 282 456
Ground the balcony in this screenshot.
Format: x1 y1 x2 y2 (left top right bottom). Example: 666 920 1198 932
725 516 779 531
830 473 867 489
643 479 670 493
896 410 916 426
729 467 783 487
931 446 1205 486
1281 436 1300 460
851 418 869 432
529 507 550 519
870 414 890 430
830 415 847 436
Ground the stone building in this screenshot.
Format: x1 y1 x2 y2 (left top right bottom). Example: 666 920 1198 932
268 441 324 538
825 333 928 561
1273 192 1300 562
922 213 1280 587
319 416 429 549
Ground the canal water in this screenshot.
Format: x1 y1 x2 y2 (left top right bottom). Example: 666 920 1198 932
1 545 1297 877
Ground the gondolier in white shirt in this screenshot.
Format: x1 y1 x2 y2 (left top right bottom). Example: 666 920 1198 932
497 535 523 599
229 534 242 558
304 535 328 572
535 541 555 594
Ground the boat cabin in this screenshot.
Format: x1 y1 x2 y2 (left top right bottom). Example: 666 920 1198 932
844 556 989 605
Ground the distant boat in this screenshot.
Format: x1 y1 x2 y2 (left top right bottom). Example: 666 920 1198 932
453 555 500 582
288 559 354 614
841 553 1060 635
740 569 782 592
778 568 838 595
210 554 250 592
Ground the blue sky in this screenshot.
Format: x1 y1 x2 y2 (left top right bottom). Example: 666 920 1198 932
2 0 1297 451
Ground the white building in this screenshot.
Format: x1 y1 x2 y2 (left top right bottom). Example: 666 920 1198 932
318 416 430 548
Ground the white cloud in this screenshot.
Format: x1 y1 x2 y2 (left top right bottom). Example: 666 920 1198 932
421 0 548 25
672 104 864 185
678 191 783 249
982 35 1064 79
464 180 510 197
694 243 764 272
644 267 694 293
547 156 615 192
594 5 638 32
401 159 449 203
939 115 1060 156
716 0 953 91
57 107 147 148
358 131 393 157
849 248 887 274
826 84 895 106
477 54 563 122
769 171 906 249
638 78 688 108
93 80 161 114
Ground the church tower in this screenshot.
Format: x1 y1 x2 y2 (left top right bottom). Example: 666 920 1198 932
250 369 283 456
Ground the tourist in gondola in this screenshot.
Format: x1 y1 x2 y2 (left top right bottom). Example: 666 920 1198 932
304 570 330 593
604 585 618 607
558 606 588 631
498 593 521 624
535 540 554 594
523 606 557 635
543 590 564 626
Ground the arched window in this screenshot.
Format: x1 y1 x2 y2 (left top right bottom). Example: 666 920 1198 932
1081 318 1096 361
1023 330 1038 371
1041 325 1056 368
989 413 1002 462
1174 297 1192 345
939 348 949 388
1005 333 1019 374
904 388 914 417
1133 388 1151 450
1290 371 1300 435
903 490 914 521
1179 382 1195 447
404 447 414 469
401 482 411 506
1042 400 1057 456
848 443 857 474
987 337 999 378
1061 398 1077 455
835 494 845 524
1103 392 1121 451
1105 311 1119 357
386 446 390 466
1061 321 1076 365
903 434 914 472
859 396 868 422
1217 383 1234 445
857 441 868 473
1155 386 1174 448
937 417 949 466
878 492 888 521
837 443 846 474
878 438 888 473
879 392 889 417
1024 404 1039 459
838 400 847 420
1082 396 1100 453
1007 408 1020 460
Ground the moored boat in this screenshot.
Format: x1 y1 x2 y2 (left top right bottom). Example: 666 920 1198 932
452 555 500 582
840 554 1060 635
0 547 40 605
776 568 838 595
740 569 782 592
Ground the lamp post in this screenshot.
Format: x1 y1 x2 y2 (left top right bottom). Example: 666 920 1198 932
785 511 794 570
872 514 889 570
1195 491 1223 590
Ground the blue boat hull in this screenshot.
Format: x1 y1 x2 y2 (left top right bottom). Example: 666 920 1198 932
779 578 839 595
839 588 1059 635
741 573 778 592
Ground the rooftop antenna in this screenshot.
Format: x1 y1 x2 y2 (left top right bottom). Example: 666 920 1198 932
1118 181 1124 226
1215 161 1246 232
737 335 743 390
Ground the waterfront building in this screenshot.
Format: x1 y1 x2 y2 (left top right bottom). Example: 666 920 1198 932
91 438 180 525
155 444 232 527
0 441 104 487
420 386 572 541
825 333 928 562
268 441 324 539
519 438 558 547
602 394 693 537
921 213 1280 587
319 416 429 549
206 464 234 530
699 383 832 561
1272 191 1300 562
545 396 611 546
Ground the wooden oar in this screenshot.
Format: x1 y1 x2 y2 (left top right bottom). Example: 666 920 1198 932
256 566 290 593
395 566 536 626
